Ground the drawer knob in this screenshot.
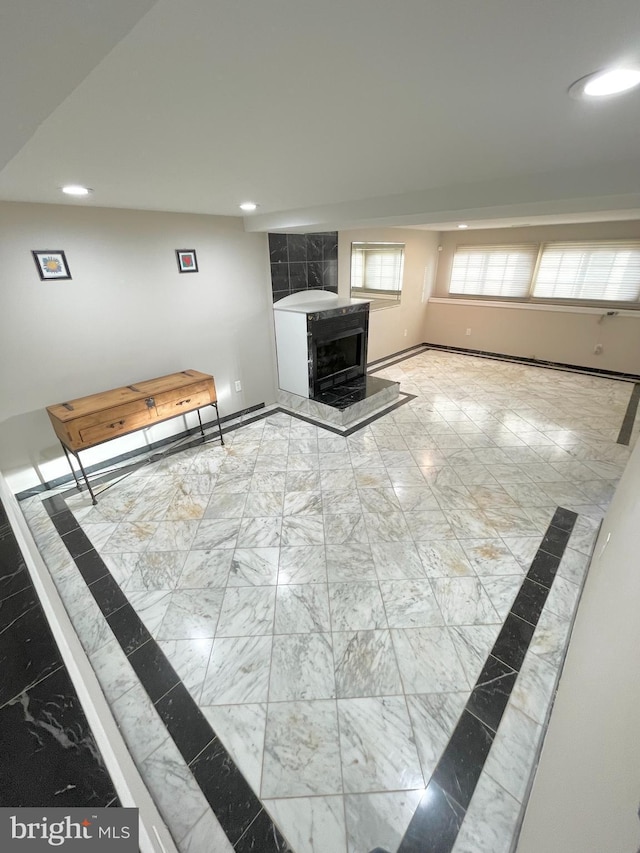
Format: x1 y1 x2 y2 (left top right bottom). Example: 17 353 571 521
176 398 191 406
109 420 125 428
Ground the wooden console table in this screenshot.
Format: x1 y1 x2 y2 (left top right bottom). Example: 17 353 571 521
47 369 223 504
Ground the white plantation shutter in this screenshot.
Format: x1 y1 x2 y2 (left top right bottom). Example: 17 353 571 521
532 241 640 302
351 243 404 292
449 245 537 297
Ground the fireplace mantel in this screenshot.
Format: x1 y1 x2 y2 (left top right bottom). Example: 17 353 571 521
273 290 370 316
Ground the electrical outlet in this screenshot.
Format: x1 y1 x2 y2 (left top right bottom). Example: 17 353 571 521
465 328 471 336
594 344 603 355
234 380 242 392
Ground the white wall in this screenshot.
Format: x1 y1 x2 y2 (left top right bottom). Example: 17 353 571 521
517 438 640 853
0 202 276 491
426 220 640 375
338 228 439 361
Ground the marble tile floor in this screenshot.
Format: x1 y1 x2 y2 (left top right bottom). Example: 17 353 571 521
19 349 638 853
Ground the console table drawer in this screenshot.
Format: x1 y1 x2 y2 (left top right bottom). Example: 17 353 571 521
78 405 154 446
153 380 214 419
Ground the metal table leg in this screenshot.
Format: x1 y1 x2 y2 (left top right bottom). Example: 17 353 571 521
61 441 98 505
213 401 224 445
73 450 98 505
61 442 83 492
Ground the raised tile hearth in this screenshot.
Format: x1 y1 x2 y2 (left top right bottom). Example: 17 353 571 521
277 375 400 428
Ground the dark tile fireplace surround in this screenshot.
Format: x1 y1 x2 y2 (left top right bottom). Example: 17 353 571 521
269 232 338 302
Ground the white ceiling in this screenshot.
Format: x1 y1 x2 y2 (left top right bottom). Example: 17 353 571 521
1 0 640 233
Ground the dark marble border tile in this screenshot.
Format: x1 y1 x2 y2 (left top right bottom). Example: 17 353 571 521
44 494 71 516
89 574 129 618
126 638 179 701
432 710 495 809
550 506 579 532
233 807 292 852
510 578 549 626
467 655 517 733
60 526 94 559
189 738 264 845
48 508 81 536
398 780 466 853
526 549 561 589
154 682 215 765
491 614 534 671
76 548 111 585
539 524 571 559
106 603 152 656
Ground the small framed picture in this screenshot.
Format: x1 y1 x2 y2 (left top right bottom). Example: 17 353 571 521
176 249 198 273
32 250 72 281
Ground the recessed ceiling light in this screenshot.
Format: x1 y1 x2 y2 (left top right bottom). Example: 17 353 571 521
569 67 640 99
457 224 468 229
239 202 258 212
62 184 92 196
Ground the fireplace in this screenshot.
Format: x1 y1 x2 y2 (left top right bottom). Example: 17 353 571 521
273 291 370 399
309 311 367 396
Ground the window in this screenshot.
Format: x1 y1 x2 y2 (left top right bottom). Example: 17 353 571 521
532 242 640 302
351 242 405 305
448 240 640 306
449 245 537 298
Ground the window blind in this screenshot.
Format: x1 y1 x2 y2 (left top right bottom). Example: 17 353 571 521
532 241 640 302
449 245 537 297
351 243 404 292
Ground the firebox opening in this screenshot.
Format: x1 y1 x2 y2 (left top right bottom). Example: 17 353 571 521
316 333 362 381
